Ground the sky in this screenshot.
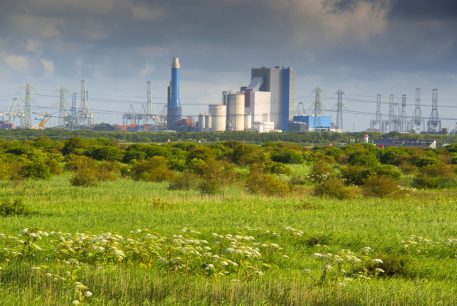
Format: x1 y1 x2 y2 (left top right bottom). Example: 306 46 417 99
0 0 456 131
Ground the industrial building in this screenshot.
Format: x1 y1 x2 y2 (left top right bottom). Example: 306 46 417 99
289 115 332 132
250 67 294 131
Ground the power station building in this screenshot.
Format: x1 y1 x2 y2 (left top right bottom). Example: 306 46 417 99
250 66 295 131
203 66 295 133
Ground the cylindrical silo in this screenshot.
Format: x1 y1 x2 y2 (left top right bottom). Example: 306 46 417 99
198 113 206 131
244 112 252 130
228 93 245 131
208 104 226 132
205 114 212 131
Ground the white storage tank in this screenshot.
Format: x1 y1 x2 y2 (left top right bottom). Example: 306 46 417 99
227 92 245 131
208 104 226 132
244 113 252 130
198 113 206 131
205 113 212 131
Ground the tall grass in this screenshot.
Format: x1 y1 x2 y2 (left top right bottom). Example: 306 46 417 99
0 175 456 305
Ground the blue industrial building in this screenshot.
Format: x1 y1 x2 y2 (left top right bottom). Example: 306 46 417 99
293 115 332 130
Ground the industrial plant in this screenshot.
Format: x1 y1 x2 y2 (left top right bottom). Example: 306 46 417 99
368 88 445 134
0 57 452 134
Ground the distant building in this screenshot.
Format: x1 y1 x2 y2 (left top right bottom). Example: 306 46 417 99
374 138 437 149
245 91 271 124
291 115 332 131
251 66 294 131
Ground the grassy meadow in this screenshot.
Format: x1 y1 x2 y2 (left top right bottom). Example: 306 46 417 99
1 174 456 305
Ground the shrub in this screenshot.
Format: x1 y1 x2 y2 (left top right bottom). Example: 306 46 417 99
197 159 235 195
379 147 410 165
271 150 304 164
413 163 457 189
247 166 291 196
70 167 99 187
198 179 219 195
122 149 146 163
169 171 198 190
362 176 402 198
267 162 291 176
313 178 354 200
20 162 51 180
414 157 439 168
309 160 334 183
131 156 175 182
0 199 29 216
398 161 417 174
62 137 86 156
348 151 379 168
97 161 121 181
46 159 63 175
86 146 123 161
372 165 401 180
290 175 308 186
341 165 373 185
65 155 95 171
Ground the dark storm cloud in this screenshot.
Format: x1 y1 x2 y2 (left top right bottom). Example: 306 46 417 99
388 0 457 19
0 0 456 83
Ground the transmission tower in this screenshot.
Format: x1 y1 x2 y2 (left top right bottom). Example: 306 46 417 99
58 87 67 127
336 89 344 131
427 89 441 133
312 87 323 129
313 87 322 116
400 94 408 132
23 84 32 129
67 93 78 129
411 88 424 133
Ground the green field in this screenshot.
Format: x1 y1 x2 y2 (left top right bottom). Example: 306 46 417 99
1 175 456 305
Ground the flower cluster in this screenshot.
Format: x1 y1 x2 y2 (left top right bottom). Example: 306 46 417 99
312 247 385 284
402 235 457 258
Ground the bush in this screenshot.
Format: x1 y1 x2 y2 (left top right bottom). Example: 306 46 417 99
271 150 304 164
20 162 51 180
62 137 86 156
46 159 63 175
290 175 308 186
70 167 99 187
348 150 379 168
0 199 29 216
131 156 175 182
86 146 123 161
309 160 334 183
198 179 219 195
313 178 354 200
413 163 457 189
398 161 417 174
372 165 401 180
267 162 291 176
341 165 373 185
362 176 402 198
169 171 198 190
247 166 291 196
97 161 121 181
197 159 235 195
65 155 95 171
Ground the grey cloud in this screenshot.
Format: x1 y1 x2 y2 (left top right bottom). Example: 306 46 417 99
388 0 457 19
